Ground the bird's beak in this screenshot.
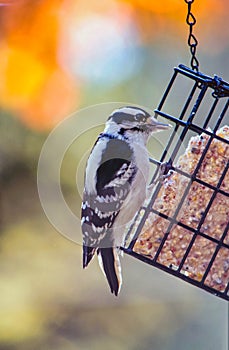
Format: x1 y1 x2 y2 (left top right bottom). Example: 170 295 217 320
146 116 171 131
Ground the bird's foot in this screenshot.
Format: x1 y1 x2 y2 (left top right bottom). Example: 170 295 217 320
148 160 173 192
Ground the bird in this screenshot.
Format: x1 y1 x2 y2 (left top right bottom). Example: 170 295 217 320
81 106 170 296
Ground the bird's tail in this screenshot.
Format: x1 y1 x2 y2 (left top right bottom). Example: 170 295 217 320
83 245 96 268
97 247 122 296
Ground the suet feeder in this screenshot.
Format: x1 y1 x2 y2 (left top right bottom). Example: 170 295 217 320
122 1 229 301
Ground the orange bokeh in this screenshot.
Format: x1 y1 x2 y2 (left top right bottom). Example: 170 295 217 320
19 69 79 131
0 0 79 131
118 0 223 19
117 0 227 45
0 0 228 131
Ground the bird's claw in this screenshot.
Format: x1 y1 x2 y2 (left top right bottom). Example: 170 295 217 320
148 160 173 191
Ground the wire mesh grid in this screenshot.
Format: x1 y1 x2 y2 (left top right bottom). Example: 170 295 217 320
122 64 229 301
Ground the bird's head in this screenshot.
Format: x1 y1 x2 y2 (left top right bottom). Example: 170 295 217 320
105 106 170 142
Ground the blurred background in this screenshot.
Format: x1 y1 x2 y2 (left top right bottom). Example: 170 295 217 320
0 0 228 349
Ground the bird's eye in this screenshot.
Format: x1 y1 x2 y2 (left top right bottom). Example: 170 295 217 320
135 113 146 122
142 116 146 122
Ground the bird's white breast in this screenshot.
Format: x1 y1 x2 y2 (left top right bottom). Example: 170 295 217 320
112 140 150 246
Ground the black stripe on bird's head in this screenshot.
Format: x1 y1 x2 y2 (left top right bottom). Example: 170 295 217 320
107 106 170 134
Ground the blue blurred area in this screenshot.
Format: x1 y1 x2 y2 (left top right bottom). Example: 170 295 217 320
58 14 142 86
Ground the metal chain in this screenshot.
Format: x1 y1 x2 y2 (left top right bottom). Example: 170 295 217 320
185 0 199 72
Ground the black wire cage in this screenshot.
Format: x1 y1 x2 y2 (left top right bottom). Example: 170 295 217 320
122 64 229 301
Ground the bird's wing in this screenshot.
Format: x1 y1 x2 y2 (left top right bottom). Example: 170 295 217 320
82 158 137 244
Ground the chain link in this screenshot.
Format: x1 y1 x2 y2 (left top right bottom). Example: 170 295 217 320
185 0 199 72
